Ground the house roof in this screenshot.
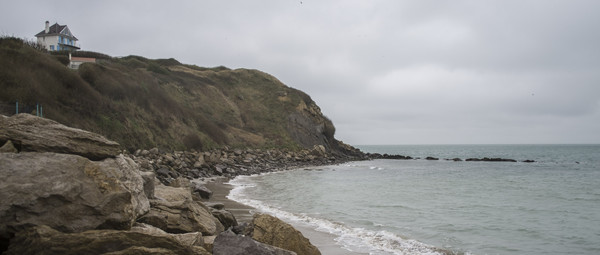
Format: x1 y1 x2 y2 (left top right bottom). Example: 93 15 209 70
35 22 78 40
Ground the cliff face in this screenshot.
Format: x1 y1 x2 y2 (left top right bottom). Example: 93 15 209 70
0 37 342 153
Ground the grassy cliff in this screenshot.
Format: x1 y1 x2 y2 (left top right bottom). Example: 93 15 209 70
0 37 341 152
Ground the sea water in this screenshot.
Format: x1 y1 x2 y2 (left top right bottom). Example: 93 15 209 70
228 145 600 254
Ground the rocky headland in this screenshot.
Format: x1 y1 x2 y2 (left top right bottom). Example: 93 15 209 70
0 113 333 254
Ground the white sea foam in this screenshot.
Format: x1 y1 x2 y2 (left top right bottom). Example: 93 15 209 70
227 176 443 255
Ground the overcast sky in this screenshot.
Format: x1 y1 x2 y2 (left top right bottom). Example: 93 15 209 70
2 0 600 145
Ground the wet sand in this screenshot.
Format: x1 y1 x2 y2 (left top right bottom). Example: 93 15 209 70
203 177 255 223
203 177 367 255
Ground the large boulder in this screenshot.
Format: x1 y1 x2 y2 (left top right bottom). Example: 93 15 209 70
5 225 209 255
213 230 296 255
0 153 150 245
130 223 206 250
0 114 120 160
191 180 213 199
311 144 327 157
138 184 224 236
211 209 238 230
252 213 321 255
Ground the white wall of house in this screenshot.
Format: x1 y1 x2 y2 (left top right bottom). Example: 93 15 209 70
37 35 59 51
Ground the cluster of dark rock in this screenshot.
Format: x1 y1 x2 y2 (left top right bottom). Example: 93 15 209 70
0 114 321 255
465 157 514 162
366 153 414 160
364 152 535 163
131 144 363 186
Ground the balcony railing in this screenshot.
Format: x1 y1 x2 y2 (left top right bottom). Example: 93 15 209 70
58 42 81 49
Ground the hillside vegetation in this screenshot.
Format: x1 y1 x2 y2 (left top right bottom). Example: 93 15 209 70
0 37 345 153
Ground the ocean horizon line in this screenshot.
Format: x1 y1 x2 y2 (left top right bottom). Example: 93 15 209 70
355 143 600 146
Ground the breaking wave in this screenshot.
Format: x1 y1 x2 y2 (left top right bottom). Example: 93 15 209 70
227 176 443 255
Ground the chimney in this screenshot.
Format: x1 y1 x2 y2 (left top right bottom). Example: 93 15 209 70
45 21 49 33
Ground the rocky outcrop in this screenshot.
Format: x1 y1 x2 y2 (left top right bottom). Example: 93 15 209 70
213 230 296 255
0 114 120 160
251 213 321 255
0 114 223 254
0 152 150 243
5 225 209 255
367 152 536 163
366 153 413 160
137 184 224 236
0 113 326 254
130 223 207 250
203 235 217 253
133 145 366 185
191 180 213 199
465 157 517 162
211 209 238 230
287 110 331 152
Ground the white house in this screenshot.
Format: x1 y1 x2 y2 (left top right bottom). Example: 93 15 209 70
35 21 80 52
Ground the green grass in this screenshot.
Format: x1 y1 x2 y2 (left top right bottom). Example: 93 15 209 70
0 36 339 152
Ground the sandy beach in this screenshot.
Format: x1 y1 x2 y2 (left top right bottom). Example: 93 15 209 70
203 177 367 255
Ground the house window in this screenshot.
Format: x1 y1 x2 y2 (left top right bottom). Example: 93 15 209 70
50 45 54 51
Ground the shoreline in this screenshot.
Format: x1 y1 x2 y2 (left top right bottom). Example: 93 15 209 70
203 176 368 255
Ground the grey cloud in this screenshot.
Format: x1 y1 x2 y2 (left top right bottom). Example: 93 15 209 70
2 0 599 144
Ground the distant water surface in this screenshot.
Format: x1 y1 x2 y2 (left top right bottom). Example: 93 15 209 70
229 144 600 254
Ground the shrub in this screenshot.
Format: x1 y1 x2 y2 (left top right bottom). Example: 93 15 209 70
213 65 231 71
154 58 180 66
118 57 147 69
196 116 228 145
53 55 69 66
49 50 70 56
0 36 45 52
183 134 203 150
0 36 25 50
146 62 169 75
72 51 112 60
